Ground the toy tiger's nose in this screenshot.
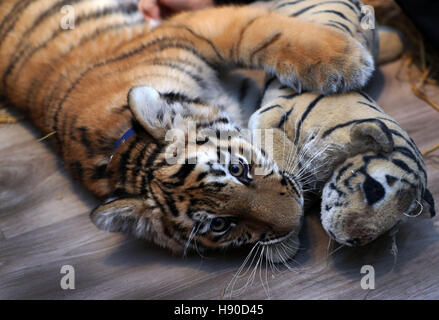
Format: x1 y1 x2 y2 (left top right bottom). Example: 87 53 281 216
327 229 367 246
327 228 375 247
346 238 361 246
324 211 379 247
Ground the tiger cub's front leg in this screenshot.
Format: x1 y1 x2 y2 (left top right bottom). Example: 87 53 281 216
166 6 374 94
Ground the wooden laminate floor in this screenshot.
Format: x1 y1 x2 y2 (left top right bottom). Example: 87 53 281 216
0 60 438 299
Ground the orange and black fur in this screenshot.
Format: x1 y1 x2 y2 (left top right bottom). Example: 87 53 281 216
0 0 373 259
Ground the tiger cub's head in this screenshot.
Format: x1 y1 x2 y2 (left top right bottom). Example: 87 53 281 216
91 86 303 261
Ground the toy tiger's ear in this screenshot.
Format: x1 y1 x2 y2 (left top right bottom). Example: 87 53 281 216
90 197 153 237
422 188 436 218
128 86 176 140
350 121 394 153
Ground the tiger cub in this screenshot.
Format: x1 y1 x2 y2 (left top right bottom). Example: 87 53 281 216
249 0 436 250
0 0 373 260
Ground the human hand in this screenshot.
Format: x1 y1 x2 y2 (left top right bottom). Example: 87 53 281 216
138 0 215 20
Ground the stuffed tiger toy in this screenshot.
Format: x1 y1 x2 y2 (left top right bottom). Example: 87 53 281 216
249 0 436 253
0 0 376 261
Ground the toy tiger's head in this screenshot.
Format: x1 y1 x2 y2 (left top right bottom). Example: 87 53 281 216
248 78 437 250
322 152 436 247
90 86 304 260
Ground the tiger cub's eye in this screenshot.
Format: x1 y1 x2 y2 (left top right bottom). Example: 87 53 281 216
230 158 247 178
229 163 243 177
210 217 231 232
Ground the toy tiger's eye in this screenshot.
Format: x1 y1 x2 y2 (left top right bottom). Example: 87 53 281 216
210 217 231 232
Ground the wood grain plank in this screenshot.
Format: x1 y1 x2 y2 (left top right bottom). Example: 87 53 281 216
0 124 98 239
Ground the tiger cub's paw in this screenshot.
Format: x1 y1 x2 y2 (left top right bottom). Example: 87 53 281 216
266 23 374 94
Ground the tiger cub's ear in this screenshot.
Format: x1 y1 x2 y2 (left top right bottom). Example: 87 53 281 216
90 197 153 237
350 121 394 153
128 86 176 140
